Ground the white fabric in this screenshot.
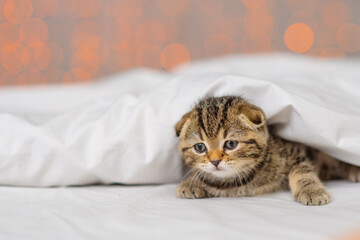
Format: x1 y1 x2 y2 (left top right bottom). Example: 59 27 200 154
0 54 360 186
0 181 359 240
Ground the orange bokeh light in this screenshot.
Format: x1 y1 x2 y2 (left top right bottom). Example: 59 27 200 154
4 0 33 24
45 68 65 83
1 43 30 73
62 0 76 18
72 68 92 80
292 10 313 20
47 41 64 69
72 0 102 19
282 0 299 3
28 44 51 71
160 43 191 71
103 0 142 22
0 0 6 21
1 71 18 85
71 48 100 80
157 0 188 17
241 35 273 53
18 69 46 85
0 0 358 87
204 33 234 58
196 0 224 17
32 0 58 18
19 18 49 48
62 71 75 84
321 1 351 28
316 24 337 47
244 8 274 37
135 45 162 69
73 21 101 36
336 23 360 53
284 23 314 53
0 22 20 49
202 17 243 39
135 21 167 47
116 48 136 70
321 47 345 58
241 0 267 9
103 21 132 50
72 31 101 50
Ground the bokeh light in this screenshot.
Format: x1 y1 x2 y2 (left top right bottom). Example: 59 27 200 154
72 0 102 19
241 0 267 10
135 45 162 69
62 71 75 84
0 0 7 22
28 44 51 70
1 43 30 73
18 69 46 85
135 21 167 47
45 68 64 83
0 22 20 49
71 48 100 80
161 43 191 71
0 0 358 87
19 18 48 48
47 41 64 69
103 0 142 22
284 23 314 53
336 23 360 53
4 0 33 24
32 0 58 18
157 0 189 17
244 8 274 37
320 47 345 58
116 48 135 70
321 1 351 28
72 31 100 50
103 21 132 50
204 33 234 57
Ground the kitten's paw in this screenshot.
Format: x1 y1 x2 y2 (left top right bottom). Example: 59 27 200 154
347 166 360 182
175 183 207 199
295 187 331 206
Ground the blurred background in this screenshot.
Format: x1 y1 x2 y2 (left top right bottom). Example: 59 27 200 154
0 0 359 87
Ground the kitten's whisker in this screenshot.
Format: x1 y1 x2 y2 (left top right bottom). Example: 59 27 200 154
189 170 201 190
240 164 256 178
181 168 197 181
234 165 246 181
195 171 204 190
230 168 239 189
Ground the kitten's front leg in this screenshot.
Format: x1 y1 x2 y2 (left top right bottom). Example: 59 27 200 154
289 160 331 206
175 175 208 199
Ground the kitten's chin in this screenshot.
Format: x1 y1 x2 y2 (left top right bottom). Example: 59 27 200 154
209 169 235 179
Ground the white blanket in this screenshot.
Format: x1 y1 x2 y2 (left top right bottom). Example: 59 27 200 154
0 182 359 240
0 54 360 186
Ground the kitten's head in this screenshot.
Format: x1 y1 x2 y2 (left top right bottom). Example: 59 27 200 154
175 96 269 180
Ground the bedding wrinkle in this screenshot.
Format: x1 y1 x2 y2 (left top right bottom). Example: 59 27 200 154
0 55 359 186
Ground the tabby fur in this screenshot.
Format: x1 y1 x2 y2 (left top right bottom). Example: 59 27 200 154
175 96 360 205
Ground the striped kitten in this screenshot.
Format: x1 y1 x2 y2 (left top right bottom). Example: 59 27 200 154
175 96 360 205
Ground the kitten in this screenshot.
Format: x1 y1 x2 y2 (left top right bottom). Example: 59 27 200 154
174 96 360 205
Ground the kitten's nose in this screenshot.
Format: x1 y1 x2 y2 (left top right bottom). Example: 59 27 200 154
210 160 221 167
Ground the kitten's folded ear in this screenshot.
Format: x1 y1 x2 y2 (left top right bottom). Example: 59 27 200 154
174 112 191 137
239 106 266 130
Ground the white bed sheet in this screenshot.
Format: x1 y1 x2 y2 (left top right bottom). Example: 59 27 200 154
1 54 360 186
0 181 359 240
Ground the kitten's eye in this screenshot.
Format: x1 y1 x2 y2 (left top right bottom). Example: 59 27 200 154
224 140 238 150
194 143 206 153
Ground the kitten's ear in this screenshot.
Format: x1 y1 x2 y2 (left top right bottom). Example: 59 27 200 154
239 107 266 130
175 112 191 137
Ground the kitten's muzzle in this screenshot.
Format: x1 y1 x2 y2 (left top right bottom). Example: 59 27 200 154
210 160 222 167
